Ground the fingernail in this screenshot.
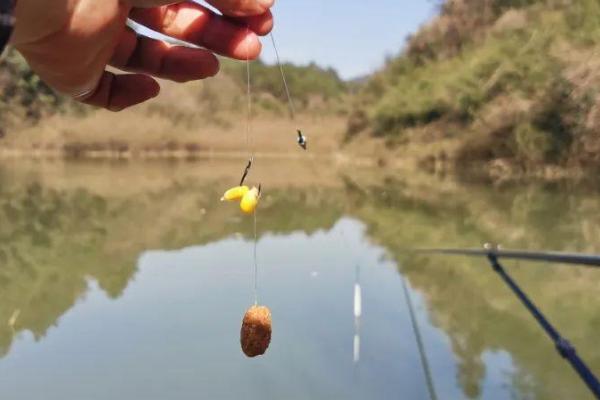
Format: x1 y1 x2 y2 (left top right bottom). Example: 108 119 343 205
237 34 261 60
259 0 274 9
108 105 124 112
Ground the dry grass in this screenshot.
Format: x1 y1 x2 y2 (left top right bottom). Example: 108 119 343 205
0 112 345 157
0 157 385 212
0 74 347 159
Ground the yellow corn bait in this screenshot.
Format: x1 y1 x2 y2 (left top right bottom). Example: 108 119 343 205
240 187 260 214
221 186 249 202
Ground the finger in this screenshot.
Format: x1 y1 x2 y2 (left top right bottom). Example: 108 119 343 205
111 30 220 82
237 10 274 36
206 0 274 17
82 72 160 112
126 0 183 7
130 3 264 60
127 0 274 17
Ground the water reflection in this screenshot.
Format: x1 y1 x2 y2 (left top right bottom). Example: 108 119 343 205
353 264 361 365
0 161 599 400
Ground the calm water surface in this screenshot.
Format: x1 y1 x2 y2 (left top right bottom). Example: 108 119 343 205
0 160 599 400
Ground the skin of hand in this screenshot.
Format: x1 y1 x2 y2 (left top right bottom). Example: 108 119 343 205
11 0 274 111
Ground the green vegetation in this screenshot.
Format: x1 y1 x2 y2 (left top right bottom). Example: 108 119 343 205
344 174 600 400
2 162 600 399
3 0 600 180
0 49 348 138
220 58 347 111
0 161 344 358
0 50 75 135
348 0 600 176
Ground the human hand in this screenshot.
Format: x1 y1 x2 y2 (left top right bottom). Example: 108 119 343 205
11 0 274 111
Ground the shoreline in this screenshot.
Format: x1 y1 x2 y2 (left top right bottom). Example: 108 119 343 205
0 147 597 185
0 147 379 168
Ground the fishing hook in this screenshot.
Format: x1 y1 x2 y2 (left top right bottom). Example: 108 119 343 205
240 157 253 186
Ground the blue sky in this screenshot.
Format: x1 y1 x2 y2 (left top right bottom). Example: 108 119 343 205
138 1 437 80
260 1 436 79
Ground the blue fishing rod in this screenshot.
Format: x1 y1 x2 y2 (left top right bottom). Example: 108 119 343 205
420 246 600 399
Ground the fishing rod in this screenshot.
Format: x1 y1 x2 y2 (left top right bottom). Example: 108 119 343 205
421 245 600 399
419 247 600 268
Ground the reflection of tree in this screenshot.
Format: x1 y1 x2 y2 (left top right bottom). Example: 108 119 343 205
0 183 114 357
0 174 344 360
2 167 600 400
346 178 600 400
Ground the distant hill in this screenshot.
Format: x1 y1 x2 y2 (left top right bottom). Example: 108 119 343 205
0 49 349 157
0 48 348 138
347 0 600 179
220 58 347 109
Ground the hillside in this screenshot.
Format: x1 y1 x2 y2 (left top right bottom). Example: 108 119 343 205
346 0 600 180
0 51 348 157
4 0 600 180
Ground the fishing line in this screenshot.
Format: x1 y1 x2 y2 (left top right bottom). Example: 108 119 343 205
244 26 259 305
245 27 254 157
270 32 297 121
235 29 271 360
253 210 259 306
270 32 307 150
400 275 438 400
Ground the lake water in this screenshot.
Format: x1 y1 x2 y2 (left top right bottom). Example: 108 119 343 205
0 160 599 400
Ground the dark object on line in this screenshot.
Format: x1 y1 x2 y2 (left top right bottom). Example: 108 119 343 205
297 130 307 150
239 157 253 186
421 246 600 399
240 305 272 358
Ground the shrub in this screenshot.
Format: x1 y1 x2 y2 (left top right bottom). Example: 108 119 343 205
220 59 347 110
346 109 369 139
515 122 559 163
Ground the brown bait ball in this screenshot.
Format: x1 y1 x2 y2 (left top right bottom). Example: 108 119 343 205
240 305 272 358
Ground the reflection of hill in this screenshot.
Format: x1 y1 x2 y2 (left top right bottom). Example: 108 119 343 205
0 183 131 357
0 160 348 359
1 161 600 399
346 178 600 400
